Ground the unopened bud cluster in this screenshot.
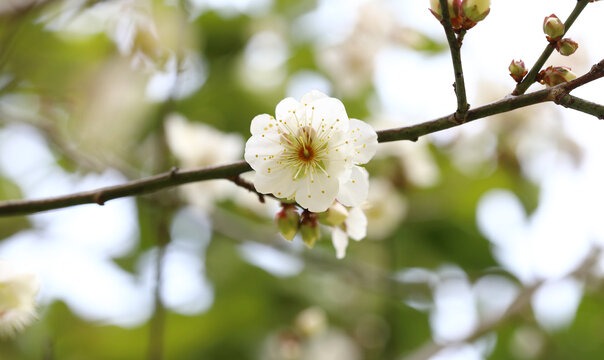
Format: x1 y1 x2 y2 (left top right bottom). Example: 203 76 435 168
537 66 577 87
429 0 491 31
543 14 579 56
275 204 322 248
275 201 367 259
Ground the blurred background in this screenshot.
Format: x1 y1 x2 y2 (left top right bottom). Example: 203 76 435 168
1 0 604 359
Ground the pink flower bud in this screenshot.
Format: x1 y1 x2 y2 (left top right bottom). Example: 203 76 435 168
509 59 528 82
543 14 565 41
462 0 490 23
538 66 577 87
276 204 300 241
300 211 320 248
556 38 579 56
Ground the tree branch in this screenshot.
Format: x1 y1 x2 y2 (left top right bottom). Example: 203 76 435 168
0 59 603 217
556 94 604 119
512 0 590 95
0 162 251 216
438 0 469 119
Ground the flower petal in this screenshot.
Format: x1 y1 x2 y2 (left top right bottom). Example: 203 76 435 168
309 97 349 132
300 90 329 105
275 97 302 131
337 166 369 207
244 133 283 171
253 168 297 199
348 118 378 164
294 172 339 212
345 207 367 241
250 114 279 136
331 227 349 259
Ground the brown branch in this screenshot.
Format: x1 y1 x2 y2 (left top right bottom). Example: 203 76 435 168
438 0 469 120
0 59 603 217
0 161 251 216
228 175 266 203
556 95 604 119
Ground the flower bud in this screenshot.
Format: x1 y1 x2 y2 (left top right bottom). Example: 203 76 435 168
462 0 490 23
543 14 565 41
538 66 576 87
430 0 462 29
276 204 300 241
429 0 451 20
300 211 320 248
317 202 348 227
509 59 528 82
556 38 578 56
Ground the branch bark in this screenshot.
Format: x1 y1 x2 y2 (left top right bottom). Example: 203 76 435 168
1 59 603 217
438 0 469 119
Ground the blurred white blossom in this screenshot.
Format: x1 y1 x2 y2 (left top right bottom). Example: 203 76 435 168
363 178 407 239
374 119 439 187
318 1 426 95
0 260 39 338
165 113 244 211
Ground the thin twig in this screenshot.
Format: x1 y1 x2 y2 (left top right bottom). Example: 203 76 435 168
438 0 469 120
0 59 604 217
512 0 591 95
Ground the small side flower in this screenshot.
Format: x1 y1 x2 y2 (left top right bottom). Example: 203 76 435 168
318 202 367 259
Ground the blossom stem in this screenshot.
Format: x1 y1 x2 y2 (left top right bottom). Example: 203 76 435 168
438 0 470 120
1 58 604 217
512 0 590 95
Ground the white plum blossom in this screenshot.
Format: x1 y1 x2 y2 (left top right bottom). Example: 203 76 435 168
244 90 378 212
0 260 39 338
331 206 368 259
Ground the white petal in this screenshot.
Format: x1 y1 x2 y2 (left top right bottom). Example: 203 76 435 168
325 130 354 177
332 227 349 259
244 133 283 171
337 166 369 207
275 97 302 130
253 168 297 199
250 114 279 136
346 207 367 241
300 90 329 105
294 172 339 212
309 97 349 132
349 118 378 164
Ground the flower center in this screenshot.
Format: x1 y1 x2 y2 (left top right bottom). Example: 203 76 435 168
299 145 314 162
280 125 328 180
